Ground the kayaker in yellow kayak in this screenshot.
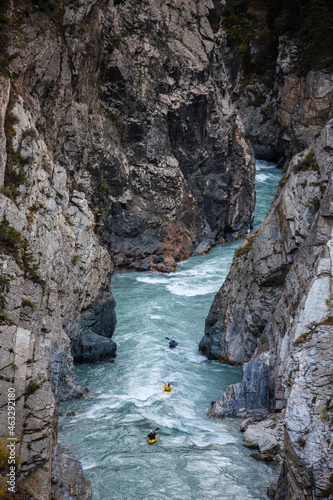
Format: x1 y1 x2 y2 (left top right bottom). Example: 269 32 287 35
163 382 172 392
147 429 158 444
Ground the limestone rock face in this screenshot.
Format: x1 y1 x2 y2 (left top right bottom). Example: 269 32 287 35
51 443 92 500
202 120 333 498
278 71 333 158
94 0 255 269
3 0 254 271
236 39 333 160
0 87 116 497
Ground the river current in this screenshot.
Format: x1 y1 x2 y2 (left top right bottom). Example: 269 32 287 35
59 161 282 500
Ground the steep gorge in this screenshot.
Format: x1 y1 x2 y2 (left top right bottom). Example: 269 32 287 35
1 0 332 497
0 0 255 498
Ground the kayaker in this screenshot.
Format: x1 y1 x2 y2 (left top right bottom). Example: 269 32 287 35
147 430 156 440
169 339 178 348
163 383 172 392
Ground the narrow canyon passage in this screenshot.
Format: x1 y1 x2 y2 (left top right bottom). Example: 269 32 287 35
58 162 282 500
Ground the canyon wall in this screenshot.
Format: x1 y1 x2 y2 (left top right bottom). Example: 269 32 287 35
199 15 333 495
200 114 333 498
0 83 115 497
236 42 333 161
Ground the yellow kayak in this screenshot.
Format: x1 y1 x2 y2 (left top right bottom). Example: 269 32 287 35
148 436 157 444
163 385 172 393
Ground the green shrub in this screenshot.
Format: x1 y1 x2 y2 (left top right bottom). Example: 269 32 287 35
0 215 45 287
321 474 333 498
294 332 310 346
222 0 333 81
25 380 40 396
2 92 30 199
235 233 256 258
293 150 319 173
0 276 10 309
22 299 37 310
297 437 306 448
72 254 81 265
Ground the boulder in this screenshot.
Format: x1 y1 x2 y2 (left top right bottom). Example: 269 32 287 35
72 331 117 364
51 444 92 500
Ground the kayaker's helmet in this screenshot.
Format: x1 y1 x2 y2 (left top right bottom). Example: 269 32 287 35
168 383 170 386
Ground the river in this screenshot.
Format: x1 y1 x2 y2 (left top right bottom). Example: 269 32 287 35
58 160 282 500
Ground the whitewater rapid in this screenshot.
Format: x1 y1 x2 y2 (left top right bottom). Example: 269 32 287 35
58 160 282 499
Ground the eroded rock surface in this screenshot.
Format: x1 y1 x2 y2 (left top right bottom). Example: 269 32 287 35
202 121 333 498
0 85 115 497
1 0 256 273
51 443 92 500
236 40 333 161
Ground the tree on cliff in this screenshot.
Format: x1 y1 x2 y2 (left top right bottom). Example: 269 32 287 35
222 0 333 77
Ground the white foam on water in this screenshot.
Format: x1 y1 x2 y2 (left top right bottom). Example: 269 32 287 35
59 161 282 499
136 275 168 285
256 173 269 182
120 414 145 423
166 280 219 296
189 432 238 448
81 460 98 471
185 352 209 364
80 404 112 421
256 159 278 170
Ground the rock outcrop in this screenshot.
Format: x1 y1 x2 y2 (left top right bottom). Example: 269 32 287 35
51 444 92 500
1 0 255 273
240 414 284 464
92 0 255 269
236 41 333 161
93 0 255 269
201 120 333 498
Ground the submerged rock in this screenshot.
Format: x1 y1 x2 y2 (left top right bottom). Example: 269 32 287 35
136 262 151 272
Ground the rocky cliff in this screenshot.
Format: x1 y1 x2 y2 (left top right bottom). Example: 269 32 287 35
0 85 116 497
236 53 333 161
77 0 255 270
199 10 333 496
222 0 333 163
0 0 255 498
200 116 333 497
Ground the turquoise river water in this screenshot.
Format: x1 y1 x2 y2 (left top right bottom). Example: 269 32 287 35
59 161 282 500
